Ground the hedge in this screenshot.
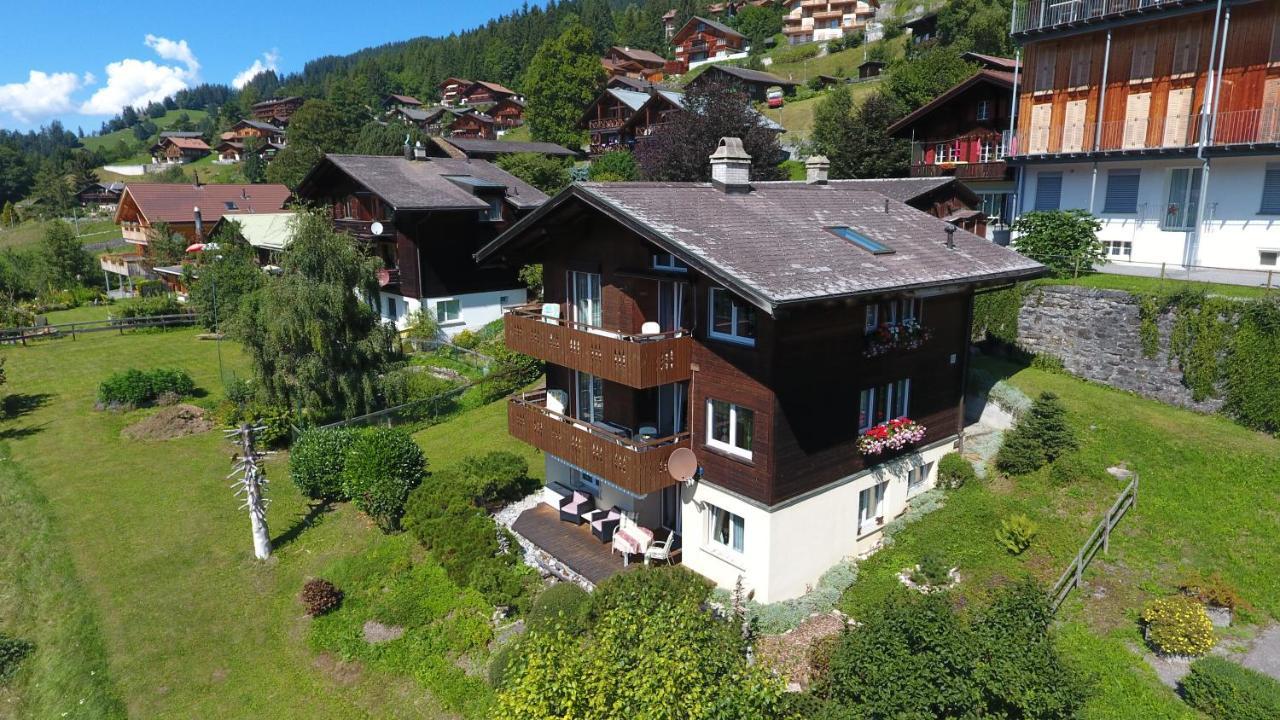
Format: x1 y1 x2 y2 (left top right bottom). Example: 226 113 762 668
289 427 358 501
1182 656 1280 720
97 367 196 407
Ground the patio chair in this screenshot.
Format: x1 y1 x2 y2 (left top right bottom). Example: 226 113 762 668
611 525 654 567
558 491 595 524
644 530 676 566
584 506 622 543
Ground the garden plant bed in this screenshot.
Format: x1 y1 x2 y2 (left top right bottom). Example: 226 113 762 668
120 403 213 441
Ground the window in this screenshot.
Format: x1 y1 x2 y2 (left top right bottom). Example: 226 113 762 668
576 371 604 423
577 469 600 494
858 378 911 431
1261 251 1279 267
652 253 688 272
1103 169 1141 214
979 192 1010 226
1172 25 1201 76
1103 240 1133 259
570 271 602 327
858 481 886 534
826 226 894 255
1068 46 1092 89
908 462 933 492
1261 164 1280 214
933 142 954 163
435 298 461 323
1033 46 1055 92
706 399 753 459
1034 172 1063 211
483 196 503 222
223 201 238 210
384 295 399 320
708 287 756 345
864 304 878 332
709 504 745 553
1164 168 1202 231
975 100 992 121
1130 36 1156 82
978 138 999 162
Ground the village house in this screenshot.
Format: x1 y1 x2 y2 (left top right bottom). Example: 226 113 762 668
579 84 783 157
903 11 939 46
459 81 522 107
438 77 472 106
687 65 800 103
76 181 124 208
602 45 668 84
448 111 497 140
426 136 578 162
662 9 678 40
488 97 526 129
782 0 879 46
150 136 210 165
671 16 747 71
209 211 297 267
383 93 424 111
475 139 1043 601
888 53 1019 239
858 59 886 79
295 148 546 333
1008 0 1280 271
250 96 303 126
220 119 287 146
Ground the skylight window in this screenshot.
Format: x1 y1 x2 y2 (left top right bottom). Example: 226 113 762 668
826 226 894 255
224 201 238 210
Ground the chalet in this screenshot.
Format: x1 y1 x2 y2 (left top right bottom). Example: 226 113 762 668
150 136 210 165
662 9 678 40
857 59 886 79
214 139 284 165
384 93 424 111
427 136 578 162
671 16 747 71
475 139 1043 601
608 75 657 92
295 150 547 333
580 85 783 157
210 211 297 267
887 54 1018 238
903 11 939 46
104 182 291 288
687 65 799 103
448 111 496 140
1008 0 1280 271
489 97 525 129
812 74 845 89
438 77 472 106
76 181 124 208
602 46 667 84
220 119 287 146
459 81 521 107
807 177 989 237
250 96 303 126
782 0 879 46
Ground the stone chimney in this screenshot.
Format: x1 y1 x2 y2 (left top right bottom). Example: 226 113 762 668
709 137 752 193
413 141 428 160
805 155 830 185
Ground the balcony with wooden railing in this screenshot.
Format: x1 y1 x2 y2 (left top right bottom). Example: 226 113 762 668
99 253 148 277
504 305 692 389
910 132 1014 180
508 390 690 496
1009 107 1280 159
120 222 147 244
332 217 394 241
1012 0 1215 36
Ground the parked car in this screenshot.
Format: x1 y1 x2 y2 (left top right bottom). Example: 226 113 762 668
766 87 785 108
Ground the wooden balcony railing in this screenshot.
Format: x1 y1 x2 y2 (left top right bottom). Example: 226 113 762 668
508 390 690 495
588 117 627 131
910 160 1010 180
333 218 394 241
504 305 692 389
1009 107 1280 158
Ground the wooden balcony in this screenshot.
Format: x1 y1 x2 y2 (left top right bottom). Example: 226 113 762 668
504 306 692 389
332 218 394 241
910 160 1010 180
508 391 690 496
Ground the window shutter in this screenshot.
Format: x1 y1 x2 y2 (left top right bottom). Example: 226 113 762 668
1123 92 1151 149
1063 99 1088 152
1261 164 1280 215
1103 170 1141 214
1173 25 1200 75
1034 172 1063 211
1130 37 1155 81
1163 87 1193 147
1034 46 1056 92
1029 103 1052 154
1070 47 1091 88
1261 78 1280 144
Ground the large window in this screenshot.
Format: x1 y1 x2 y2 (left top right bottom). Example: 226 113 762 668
570 271 602 328
1163 168 1202 231
435 299 460 324
709 504 745 553
1103 169 1141 214
979 192 1011 226
858 378 911 432
1034 172 1063 211
864 298 922 332
708 287 756 345
706 398 753 459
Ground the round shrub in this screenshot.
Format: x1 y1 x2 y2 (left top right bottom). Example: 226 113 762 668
0 633 34 682
1141 595 1216 657
341 428 427 532
289 427 357 501
452 329 481 349
937 452 975 490
1048 454 1091 486
301 578 344 617
589 565 713 622
527 582 590 635
1182 656 1280 720
458 451 536 505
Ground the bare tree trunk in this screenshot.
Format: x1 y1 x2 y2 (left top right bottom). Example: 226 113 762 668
228 424 271 560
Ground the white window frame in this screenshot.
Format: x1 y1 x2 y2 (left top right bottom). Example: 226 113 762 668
858 387 876 432
435 298 461 324
706 398 753 460
1103 240 1133 259
858 481 887 535
908 462 932 494
864 304 879 332
708 287 756 346
708 503 745 554
976 100 992 121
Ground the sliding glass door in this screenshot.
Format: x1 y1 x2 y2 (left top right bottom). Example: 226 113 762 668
569 271 602 328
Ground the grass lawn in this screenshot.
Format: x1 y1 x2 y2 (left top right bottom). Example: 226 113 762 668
840 355 1280 718
80 110 209 154
0 218 119 251
414 392 544 478
1046 272 1277 300
0 328 460 718
499 125 532 143
769 80 882 143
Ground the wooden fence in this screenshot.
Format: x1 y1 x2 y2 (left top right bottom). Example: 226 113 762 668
1050 473 1139 612
0 313 199 345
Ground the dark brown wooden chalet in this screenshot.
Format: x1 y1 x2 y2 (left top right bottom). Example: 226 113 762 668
903 11 938 45
602 46 667 83
250 96 303 126
579 86 683 157
150 136 211 164
459 81 520 107
857 60 886 79
671 16 746 71
489 97 525 128
475 139 1043 602
76 181 124 207
448 111 496 140
687 65 799 102
438 77 472 105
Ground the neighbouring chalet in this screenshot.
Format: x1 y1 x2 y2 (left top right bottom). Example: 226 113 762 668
671 16 746 71
76 181 124 207
580 85 783 157
887 53 1019 238
210 211 297 267
438 77 472 105
427 136 578 161
819 176 989 237
102 182 291 292
448 111 497 140
459 81 521 107
295 149 548 333
903 11 939 46
251 96 303 126
220 118 288 145
488 97 526 129
602 46 668 84
857 59 886 79
782 0 879 45
215 139 283 165
150 136 210 165
687 65 800 102
384 93 424 111
475 140 1044 601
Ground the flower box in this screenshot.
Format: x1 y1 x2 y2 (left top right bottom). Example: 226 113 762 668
857 418 926 456
863 320 932 358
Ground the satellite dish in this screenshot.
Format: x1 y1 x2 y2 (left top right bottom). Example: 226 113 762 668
668 448 699 485
370 221 385 236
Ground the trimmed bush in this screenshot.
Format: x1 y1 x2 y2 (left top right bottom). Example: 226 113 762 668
289 427 358 501
457 451 536 505
1141 595 1216 657
97 367 196 407
341 428 426 532
1182 656 1280 720
301 578 343 617
451 329 481 349
114 294 183 318
589 565 713 623
0 633 34 682
937 452 975 490
995 513 1038 555
526 582 590 635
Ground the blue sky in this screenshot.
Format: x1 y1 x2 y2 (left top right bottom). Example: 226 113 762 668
0 0 533 132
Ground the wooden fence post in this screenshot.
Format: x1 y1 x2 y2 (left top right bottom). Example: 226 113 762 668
1103 513 1111 555
1074 549 1083 588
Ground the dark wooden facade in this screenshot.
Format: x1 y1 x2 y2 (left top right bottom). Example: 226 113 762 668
581 90 681 156
892 73 1014 181
449 113 496 140
672 17 746 70
251 97 303 126
490 98 525 128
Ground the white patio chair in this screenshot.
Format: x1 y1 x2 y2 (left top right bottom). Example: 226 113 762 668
644 530 675 566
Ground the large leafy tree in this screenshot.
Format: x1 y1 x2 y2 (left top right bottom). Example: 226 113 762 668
187 221 267 331
938 0 1015 57
809 87 910 179
523 21 605 149
496 152 572 195
636 79 785 182
732 5 785 47
145 222 188 268
266 99 357 188
39 221 93 290
236 210 394 421
883 47 979 112
1010 209 1105 277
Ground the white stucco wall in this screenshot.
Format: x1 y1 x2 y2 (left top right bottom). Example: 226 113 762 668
378 287 526 335
542 455 664 530
1018 155 1280 271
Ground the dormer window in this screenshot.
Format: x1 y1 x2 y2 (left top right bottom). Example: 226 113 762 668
224 201 238 210
652 253 688 272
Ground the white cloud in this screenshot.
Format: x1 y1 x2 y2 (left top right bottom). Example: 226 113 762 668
232 50 280 89
79 35 200 115
0 70 86 124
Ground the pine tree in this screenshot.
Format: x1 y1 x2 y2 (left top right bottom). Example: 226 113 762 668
810 88 911 179
69 150 99 190
39 220 93 290
996 391 1078 474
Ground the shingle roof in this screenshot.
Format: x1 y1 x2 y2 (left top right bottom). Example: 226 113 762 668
438 137 578 158
696 65 798 87
674 16 744 42
118 183 291 225
303 155 548 211
386 93 423 105
234 119 285 133
479 182 1042 311
162 136 211 151
471 80 518 96
608 46 667 66
962 52 1020 72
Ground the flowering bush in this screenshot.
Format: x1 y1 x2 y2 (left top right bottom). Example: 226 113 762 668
1141 595 1217 657
863 320 933 358
857 417 926 455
